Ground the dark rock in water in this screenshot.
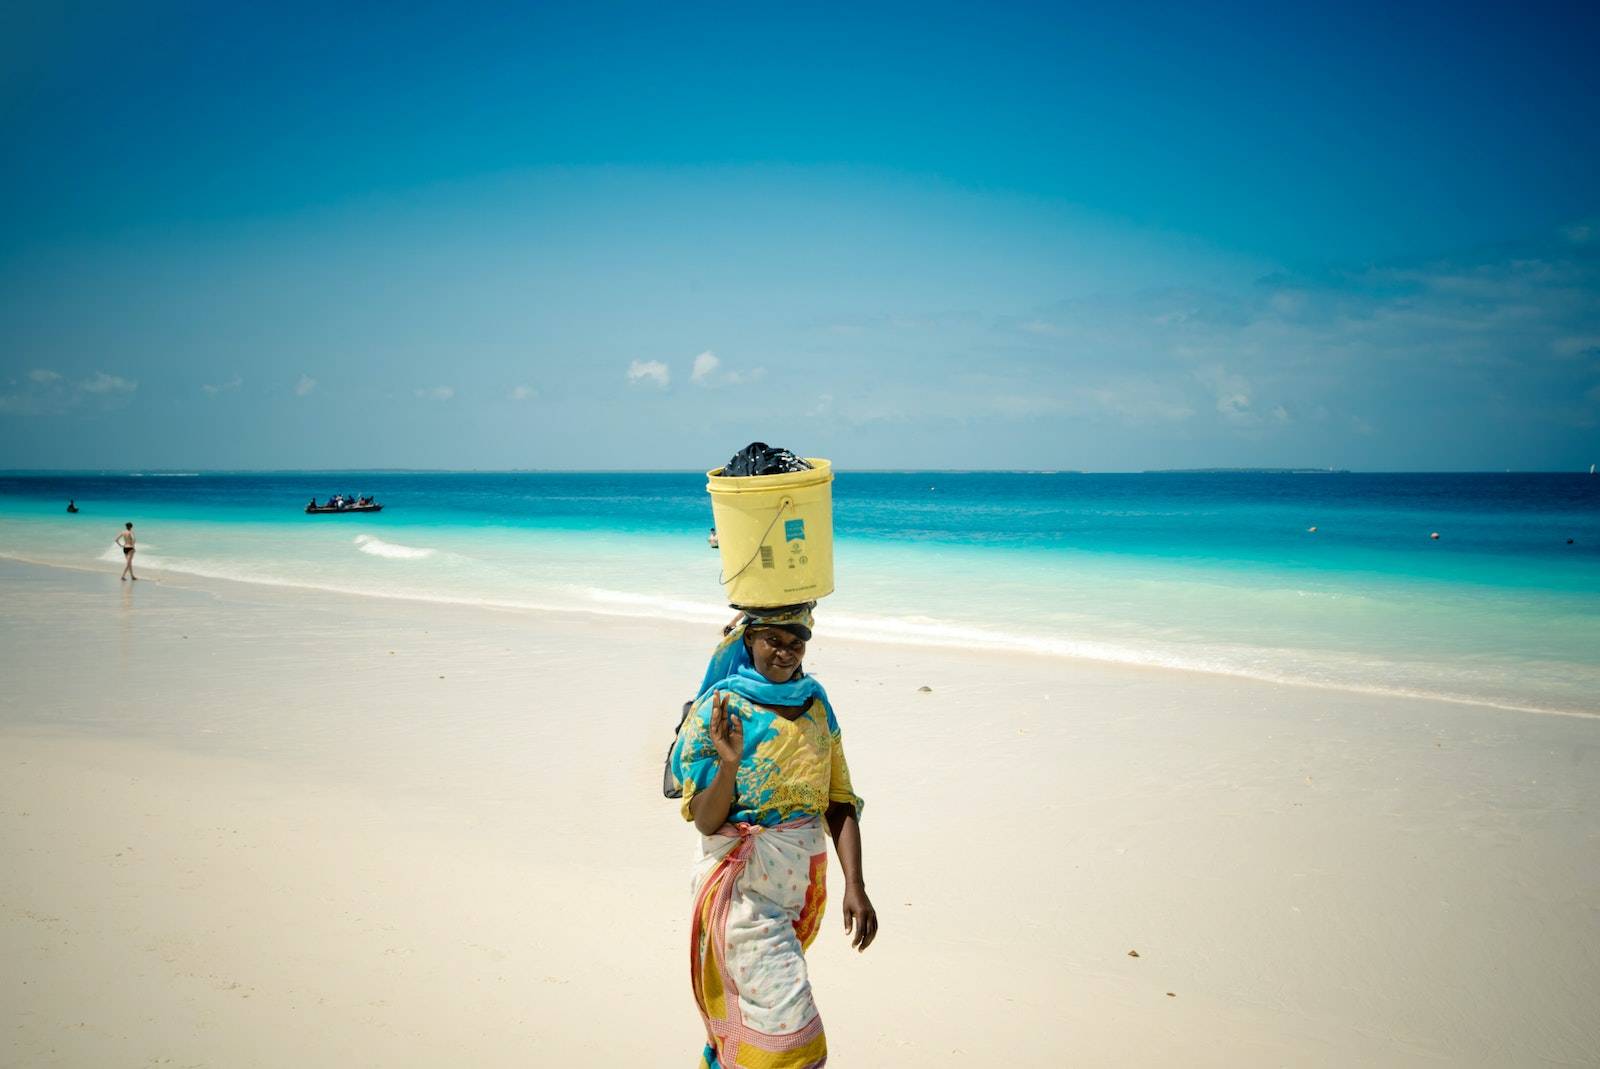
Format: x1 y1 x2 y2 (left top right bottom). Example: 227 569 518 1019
917 685 933 693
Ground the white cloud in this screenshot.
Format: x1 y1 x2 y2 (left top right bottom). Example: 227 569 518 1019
294 374 317 397
688 351 766 386
414 386 455 401
1195 366 1265 425
812 223 1597 464
509 384 536 401
627 360 670 388
691 351 720 383
201 376 242 397
1216 390 1251 419
79 371 137 395
28 369 61 384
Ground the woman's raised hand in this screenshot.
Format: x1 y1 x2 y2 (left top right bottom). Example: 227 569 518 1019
709 691 744 767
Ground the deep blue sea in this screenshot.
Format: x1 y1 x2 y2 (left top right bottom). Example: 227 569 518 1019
3 470 1597 715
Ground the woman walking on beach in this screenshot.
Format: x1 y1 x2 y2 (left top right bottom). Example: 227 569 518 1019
115 522 136 581
669 604 876 1068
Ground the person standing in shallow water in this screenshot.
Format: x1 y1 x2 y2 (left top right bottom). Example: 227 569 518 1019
115 522 137 581
669 604 876 1068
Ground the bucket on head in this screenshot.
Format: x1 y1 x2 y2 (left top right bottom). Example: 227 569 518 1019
706 459 834 607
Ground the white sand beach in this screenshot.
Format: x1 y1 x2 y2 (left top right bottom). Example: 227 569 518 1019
2 557 1597 1067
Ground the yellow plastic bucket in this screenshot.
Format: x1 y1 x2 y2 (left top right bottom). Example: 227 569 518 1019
706 459 835 607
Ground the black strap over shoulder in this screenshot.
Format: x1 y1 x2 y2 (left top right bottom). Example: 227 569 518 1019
662 699 694 798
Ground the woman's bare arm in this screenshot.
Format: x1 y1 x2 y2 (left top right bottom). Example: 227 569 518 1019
689 760 739 834
826 801 877 950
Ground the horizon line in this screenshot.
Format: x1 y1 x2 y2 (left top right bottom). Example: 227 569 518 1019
3 467 1596 476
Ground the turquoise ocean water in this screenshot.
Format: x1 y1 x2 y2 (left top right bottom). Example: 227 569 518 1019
3 470 1597 716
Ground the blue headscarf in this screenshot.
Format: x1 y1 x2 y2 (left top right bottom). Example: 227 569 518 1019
696 603 833 717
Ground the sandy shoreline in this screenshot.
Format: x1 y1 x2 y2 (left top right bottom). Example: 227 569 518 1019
2 558 1597 1066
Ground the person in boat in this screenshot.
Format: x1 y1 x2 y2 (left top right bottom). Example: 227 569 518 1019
668 603 875 1067
114 522 137 581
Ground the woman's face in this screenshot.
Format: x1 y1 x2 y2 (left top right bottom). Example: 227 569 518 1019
748 627 805 683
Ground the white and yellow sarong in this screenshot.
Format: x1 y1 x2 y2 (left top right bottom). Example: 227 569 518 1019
690 818 830 1069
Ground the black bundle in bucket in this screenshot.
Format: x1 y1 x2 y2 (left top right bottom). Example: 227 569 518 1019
722 442 813 477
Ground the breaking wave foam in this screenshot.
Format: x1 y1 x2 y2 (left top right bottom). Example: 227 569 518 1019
568 587 1599 720
354 535 436 560
96 543 156 562
4 550 1591 721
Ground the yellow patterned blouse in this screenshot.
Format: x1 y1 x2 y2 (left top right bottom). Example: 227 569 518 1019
672 691 863 827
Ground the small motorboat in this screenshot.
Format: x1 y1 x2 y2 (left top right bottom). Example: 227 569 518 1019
305 502 384 514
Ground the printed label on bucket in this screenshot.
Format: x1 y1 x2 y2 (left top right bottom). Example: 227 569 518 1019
784 519 806 542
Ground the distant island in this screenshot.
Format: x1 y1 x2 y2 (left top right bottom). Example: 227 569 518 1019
1142 468 1352 474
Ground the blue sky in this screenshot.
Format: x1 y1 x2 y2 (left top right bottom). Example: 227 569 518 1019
2 1 1597 470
